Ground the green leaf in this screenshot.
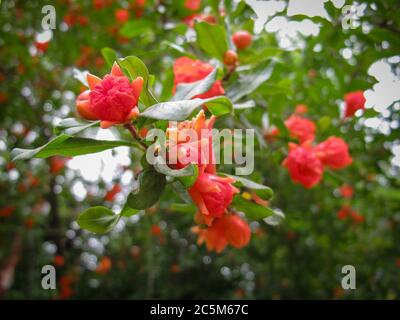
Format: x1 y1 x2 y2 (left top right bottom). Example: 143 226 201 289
233 100 256 109
203 96 232 116
162 41 196 59
178 164 199 188
264 210 285 226
223 174 274 200
227 60 275 102
120 204 141 217
141 96 232 121
194 21 229 61
318 116 331 132
241 47 285 65
127 169 166 209
101 47 118 67
173 67 218 100
169 203 197 214
12 137 138 160
54 118 99 135
271 116 289 137
374 187 400 201
77 206 120 234
119 20 153 38
170 180 192 204
118 56 158 107
231 195 274 220
154 158 197 178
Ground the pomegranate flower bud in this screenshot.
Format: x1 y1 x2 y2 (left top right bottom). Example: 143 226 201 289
283 142 323 188
315 137 352 170
232 31 252 50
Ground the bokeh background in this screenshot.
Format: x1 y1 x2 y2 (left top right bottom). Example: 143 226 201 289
1 0 399 299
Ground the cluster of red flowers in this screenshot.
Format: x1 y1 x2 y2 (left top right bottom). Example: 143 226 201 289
276 108 352 188
75 55 251 253
171 59 250 253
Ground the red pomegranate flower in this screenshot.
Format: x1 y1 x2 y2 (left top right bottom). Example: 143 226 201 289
173 57 224 99
285 115 316 143
76 62 143 129
282 142 323 188
344 91 366 118
188 173 239 218
166 110 216 173
194 215 251 253
315 137 352 170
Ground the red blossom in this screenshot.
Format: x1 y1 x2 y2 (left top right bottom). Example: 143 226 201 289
76 62 143 129
188 173 239 218
194 215 251 253
285 115 316 143
282 142 323 188
315 137 352 170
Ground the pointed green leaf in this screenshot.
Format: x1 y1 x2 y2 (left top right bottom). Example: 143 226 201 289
127 169 166 209
77 206 119 234
54 118 99 135
141 96 232 121
224 174 274 200
101 47 118 67
118 56 158 107
195 21 229 61
231 195 274 220
227 60 275 102
12 138 139 160
173 67 218 100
